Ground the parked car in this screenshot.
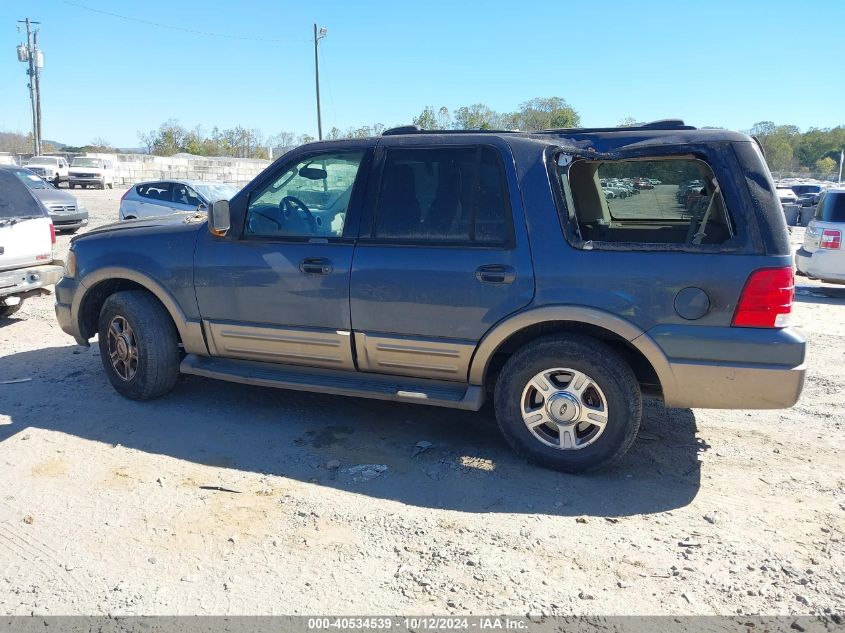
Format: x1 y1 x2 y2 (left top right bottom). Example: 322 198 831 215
3 166 89 233
55 122 805 473
68 157 116 189
600 181 629 198
634 179 654 190
0 167 63 318
25 155 69 187
795 188 845 283
119 180 239 220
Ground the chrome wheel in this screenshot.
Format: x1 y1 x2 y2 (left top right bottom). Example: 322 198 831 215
107 315 138 381
520 367 609 450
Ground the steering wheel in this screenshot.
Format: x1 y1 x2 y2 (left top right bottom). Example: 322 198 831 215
280 195 317 233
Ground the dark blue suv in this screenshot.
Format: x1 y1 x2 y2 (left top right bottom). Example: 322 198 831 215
55 121 806 472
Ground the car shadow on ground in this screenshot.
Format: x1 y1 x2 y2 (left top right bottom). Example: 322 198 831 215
0 345 706 517
794 284 845 304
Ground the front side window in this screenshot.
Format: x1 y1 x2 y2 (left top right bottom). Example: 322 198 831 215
560 157 735 247
173 183 203 207
373 146 510 244
245 151 364 238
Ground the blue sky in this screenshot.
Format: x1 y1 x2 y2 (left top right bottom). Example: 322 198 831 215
1 0 843 147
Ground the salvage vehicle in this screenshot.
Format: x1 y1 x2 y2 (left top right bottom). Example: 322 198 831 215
795 188 845 283
0 168 63 318
119 180 239 220
55 121 806 472
68 157 116 190
25 155 69 187
5 166 89 233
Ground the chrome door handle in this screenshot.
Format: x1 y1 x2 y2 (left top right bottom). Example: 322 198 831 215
300 257 333 275
475 264 516 284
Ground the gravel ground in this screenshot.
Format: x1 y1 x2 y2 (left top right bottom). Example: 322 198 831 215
0 188 843 616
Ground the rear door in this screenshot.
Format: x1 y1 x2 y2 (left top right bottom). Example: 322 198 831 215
349 141 534 381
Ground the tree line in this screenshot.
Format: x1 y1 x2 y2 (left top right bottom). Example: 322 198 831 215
749 121 844 176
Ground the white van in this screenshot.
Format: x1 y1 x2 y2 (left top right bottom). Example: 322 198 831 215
68 157 116 189
0 169 63 318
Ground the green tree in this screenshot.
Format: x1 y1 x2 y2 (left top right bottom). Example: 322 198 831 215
815 156 837 174
453 103 500 129
513 97 580 131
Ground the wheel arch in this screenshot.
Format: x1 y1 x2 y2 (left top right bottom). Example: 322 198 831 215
74 268 207 354
468 306 676 398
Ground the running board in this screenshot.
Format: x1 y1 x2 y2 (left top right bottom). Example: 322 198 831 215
180 355 485 411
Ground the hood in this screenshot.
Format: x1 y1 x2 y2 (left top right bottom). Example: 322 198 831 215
31 187 79 207
74 212 206 241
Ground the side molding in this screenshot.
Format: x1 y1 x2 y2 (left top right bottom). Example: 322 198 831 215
76 267 208 355
467 305 678 398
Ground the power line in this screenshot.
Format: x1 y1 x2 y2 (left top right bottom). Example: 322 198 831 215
57 0 310 44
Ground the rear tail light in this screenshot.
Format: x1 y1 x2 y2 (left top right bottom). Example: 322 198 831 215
49 221 56 244
732 267 794 328
820 229 842 250
120 187 131 202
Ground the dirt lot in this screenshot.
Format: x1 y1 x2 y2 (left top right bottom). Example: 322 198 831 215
0 188 843 616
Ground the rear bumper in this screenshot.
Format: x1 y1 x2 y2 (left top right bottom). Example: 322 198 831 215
0 263 64 301
795 246 845 282
646 325 806 409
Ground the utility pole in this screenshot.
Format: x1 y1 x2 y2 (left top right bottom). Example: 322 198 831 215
313 24 327 141
16 18 43 156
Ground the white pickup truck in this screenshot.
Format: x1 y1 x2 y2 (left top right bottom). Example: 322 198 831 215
0 169 63 318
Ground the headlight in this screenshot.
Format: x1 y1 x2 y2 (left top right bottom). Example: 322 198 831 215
64 250 77 278
76 201 87 212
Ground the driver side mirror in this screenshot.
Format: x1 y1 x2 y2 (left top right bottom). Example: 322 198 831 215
207 200 230 237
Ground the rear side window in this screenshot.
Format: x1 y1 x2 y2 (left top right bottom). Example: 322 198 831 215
373 146 510 244
560 157 735 247
137 182 172 201
815 192 845 223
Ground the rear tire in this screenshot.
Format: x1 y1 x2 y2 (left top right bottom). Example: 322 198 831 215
493 334 642 473
97 290 180 400
69 183 76 189
0 302 23 318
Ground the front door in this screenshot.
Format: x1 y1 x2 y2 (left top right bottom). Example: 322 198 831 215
194 148 369 370
349 143 534 382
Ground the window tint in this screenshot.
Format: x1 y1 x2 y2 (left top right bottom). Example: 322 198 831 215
245 151 363 238
561 157 734 246
137 182 172 201
373 146 509 244
816 192 845 223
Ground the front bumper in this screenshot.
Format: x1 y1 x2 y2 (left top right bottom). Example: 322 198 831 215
647 325 806 409
50 212 89 231
69 176 105 185
0 263 64 302
54 275 88 345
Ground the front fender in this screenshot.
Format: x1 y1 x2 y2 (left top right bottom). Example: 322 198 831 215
75 267 207 355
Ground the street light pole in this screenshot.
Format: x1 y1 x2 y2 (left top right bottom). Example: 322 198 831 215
313 24 327 141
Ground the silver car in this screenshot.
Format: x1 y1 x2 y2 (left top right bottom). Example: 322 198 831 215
119 180 239 220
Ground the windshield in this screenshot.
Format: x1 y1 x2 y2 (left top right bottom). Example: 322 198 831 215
27 157 57 166
10 168 51 190
71 158 103 168
194 183 238 201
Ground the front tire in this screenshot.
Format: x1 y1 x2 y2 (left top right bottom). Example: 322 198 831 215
97 290 180 400
493 334 642 473
0 302 23 318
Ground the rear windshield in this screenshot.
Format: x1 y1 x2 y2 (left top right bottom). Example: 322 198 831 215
816 192 845 223
0 170 46 220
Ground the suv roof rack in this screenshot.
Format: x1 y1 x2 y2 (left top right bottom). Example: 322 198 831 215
381 125 519 136
541 119 696 134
